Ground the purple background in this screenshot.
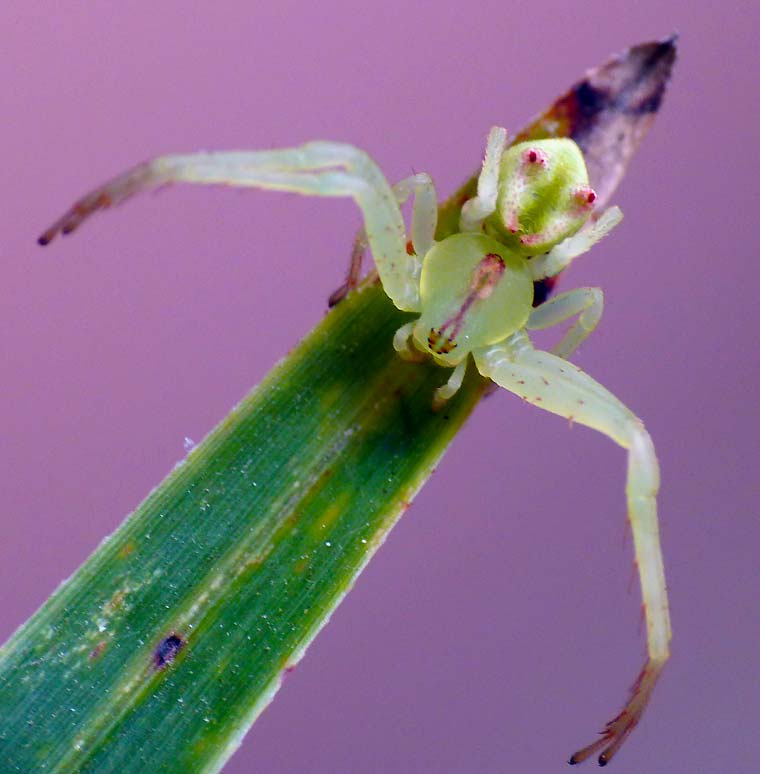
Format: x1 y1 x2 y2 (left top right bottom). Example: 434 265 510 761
2 3 757 772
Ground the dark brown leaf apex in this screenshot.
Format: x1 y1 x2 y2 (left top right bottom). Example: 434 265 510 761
516 35 678 208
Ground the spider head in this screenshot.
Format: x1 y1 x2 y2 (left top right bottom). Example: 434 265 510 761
486 139 596 256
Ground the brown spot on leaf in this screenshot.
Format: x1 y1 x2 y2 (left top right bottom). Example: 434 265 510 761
89 640 108 661
105 590 126 613
153 633 185 669
514 36 677 210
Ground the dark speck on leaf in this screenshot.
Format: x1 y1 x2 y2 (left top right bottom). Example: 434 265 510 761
153 633 185 669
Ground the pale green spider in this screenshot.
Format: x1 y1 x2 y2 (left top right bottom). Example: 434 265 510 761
39 128 671 766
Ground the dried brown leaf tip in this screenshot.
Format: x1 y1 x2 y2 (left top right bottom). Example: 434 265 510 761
517 35 678 208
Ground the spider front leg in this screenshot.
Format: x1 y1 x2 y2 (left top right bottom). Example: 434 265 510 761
39 142 423 312
528 206 623 282
527 287 604 359
459 126 508 233
329 172 438 307
473 331 671 766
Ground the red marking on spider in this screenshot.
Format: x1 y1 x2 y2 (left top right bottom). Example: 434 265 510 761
523 147 548 166
429 254 505 354
471 253 505 299
519 233 543 246
574 186 597 207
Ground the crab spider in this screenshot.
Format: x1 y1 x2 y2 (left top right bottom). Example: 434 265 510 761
39 128 670 766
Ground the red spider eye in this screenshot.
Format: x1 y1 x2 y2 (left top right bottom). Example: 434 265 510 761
523 147 548 167
574 186 597 207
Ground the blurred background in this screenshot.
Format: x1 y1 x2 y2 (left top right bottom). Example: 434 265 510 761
1 2 757 771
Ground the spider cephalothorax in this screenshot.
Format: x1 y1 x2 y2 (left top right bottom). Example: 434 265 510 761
485 139 598 254
39 127 670 767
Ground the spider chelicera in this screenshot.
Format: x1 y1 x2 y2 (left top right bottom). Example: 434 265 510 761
39 127 671 766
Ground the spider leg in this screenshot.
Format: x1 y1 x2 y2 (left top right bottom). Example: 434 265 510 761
393 172 438 258
527 287 603 359
329 172 437 307
392 320 426 362
39 142 422 312
473 332 671 767
528 206 623 281
459 126 507 233
328 229 369 307
431 358 468 411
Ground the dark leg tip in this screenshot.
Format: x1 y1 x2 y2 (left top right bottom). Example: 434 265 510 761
598 754 608 766
37 235 51 246
327 283 348 307
568 755 579 765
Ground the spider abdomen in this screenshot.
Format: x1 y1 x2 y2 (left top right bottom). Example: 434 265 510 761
414 233 533 366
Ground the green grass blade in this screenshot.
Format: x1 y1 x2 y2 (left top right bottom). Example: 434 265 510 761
0 283 487 772
0 37 676 773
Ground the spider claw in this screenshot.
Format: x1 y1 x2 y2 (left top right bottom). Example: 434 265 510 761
328 281 352 307
37 168 146 246
569 722 632 767
569 660 663 766
568 734 609 766
597 716 638 766
37 219 66 245
38 193 109 245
